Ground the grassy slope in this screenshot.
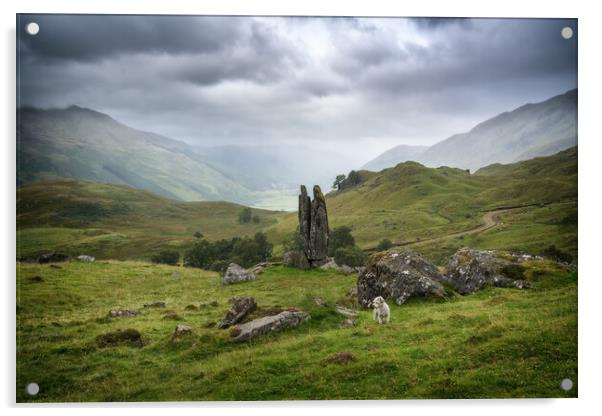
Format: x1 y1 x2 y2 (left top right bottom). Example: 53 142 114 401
17 179 287 260
267 147 577 258
17 260 576 401
16 148 577 263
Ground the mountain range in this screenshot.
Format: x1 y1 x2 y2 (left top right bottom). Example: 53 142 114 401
363 89 577 172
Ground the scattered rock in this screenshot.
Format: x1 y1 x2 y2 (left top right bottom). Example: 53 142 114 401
354 266 366 274
28 275 44 283
335 304 360 318
96 329 143 348
444 248 533 294
318 257 339 270
324 351 354 364
163 311 183 320
357 248 447 307
340 319 355 328
199 301 219 308
252 262 267 275
230 310 310 342
204 321 217 328
222 263 256 285
108 308 139 318
347 287 358 297
143 301 166 308
185 304 198 311
339 265 356 275
77 255 95 262
173 324 192 338
38 252 70 264
283 250 311 269
219 297 257 329
313 297 328 307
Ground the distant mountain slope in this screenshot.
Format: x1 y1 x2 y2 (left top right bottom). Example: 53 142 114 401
362 145 429 171
362 89 577 172
17 106 257 204
419 89 577 171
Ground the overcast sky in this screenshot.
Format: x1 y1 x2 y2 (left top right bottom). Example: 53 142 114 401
17 15 577 164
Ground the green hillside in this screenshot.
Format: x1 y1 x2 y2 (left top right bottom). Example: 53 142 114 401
17 148 577 263
17 179 286 260
267 147 577 260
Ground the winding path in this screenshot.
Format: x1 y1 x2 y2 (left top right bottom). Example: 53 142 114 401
364 200 575 253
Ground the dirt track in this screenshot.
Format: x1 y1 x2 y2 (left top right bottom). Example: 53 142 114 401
364 200 575 253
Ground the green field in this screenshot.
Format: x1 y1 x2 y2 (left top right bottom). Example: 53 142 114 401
17 259 577 401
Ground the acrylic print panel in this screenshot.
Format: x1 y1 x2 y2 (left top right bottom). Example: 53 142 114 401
16 14 577 402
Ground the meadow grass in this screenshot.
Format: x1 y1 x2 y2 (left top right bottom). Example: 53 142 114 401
16 260 577 401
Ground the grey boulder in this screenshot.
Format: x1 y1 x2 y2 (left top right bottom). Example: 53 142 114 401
222 263 256 285
444 248 533 294
230 310 309 342
219 296 257 329
283 250 311 269
357 248 447 307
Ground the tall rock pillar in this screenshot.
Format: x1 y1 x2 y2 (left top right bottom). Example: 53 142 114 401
298 184 329 265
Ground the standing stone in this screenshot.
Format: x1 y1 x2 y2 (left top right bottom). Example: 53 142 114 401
298 185 312 259
309 185 329 262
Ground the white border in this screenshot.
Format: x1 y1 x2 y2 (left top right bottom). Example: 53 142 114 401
2 1 601 415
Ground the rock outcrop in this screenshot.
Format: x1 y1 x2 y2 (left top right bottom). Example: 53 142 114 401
297 185 329 266
108 308 139 318
38 252 70 264
444 248 533 294
219 296 257 329
283 250 311 269
222 263 256 285
357 248 447 307
230 310 309 342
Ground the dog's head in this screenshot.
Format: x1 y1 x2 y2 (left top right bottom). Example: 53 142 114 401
371 296 385 308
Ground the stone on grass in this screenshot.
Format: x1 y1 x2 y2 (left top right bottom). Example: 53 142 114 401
340 319 355 328
335 304 359 318
313 297 328 307
108 308 139 318
77 255 95 262
219 296 257 329
230 310 309 342
143 301 166 308
173 324 192 338
357 248 447 307
199 301 219 308
222 263 256 285
444 248 533 294
324 351 355 364
283 251 311 269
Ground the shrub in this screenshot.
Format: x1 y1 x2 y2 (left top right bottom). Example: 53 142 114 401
238 207 252 224
193 231 203 239
183 240 214 269
329 226 356 256
252 215 260 223
334 246 367 267
151 250 180 266
283 228 305 252
376 238 393 251
541 245 573 264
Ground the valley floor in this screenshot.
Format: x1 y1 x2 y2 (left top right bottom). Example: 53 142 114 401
16 260 577 401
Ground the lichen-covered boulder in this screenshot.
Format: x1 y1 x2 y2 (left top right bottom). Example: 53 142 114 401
219 296 257 329
444 248 533 294
230 310 309 342
357 248 446 307
222 263 256 285
283 250 311 269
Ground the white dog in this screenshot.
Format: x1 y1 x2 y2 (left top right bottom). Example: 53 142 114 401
371 296 390 324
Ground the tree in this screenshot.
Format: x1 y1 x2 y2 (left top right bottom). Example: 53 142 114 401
183 239 215 269
376 238 393 251
151 250 180 266
238 207 253 224
339 170 361 190
193 231 203 239
283 228 304 252
329 226 356 256
333 174 346 190
254 231 273 261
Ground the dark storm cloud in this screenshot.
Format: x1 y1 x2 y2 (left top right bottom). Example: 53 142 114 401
18 14 244 61
17 15 577 163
